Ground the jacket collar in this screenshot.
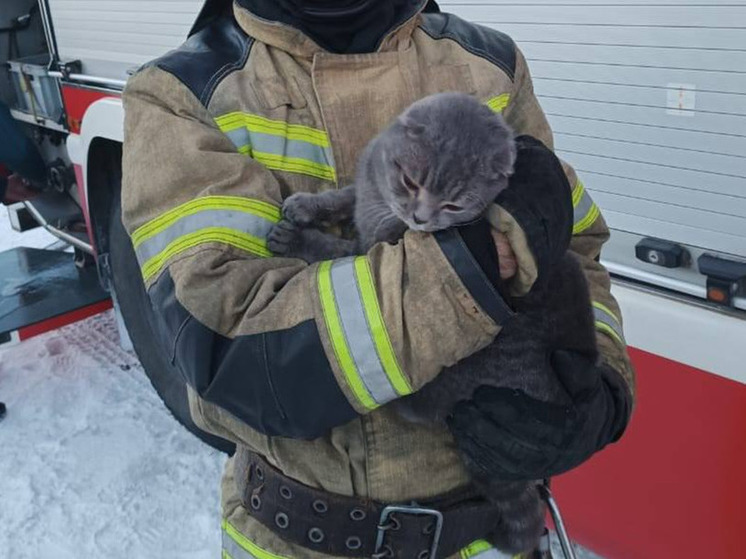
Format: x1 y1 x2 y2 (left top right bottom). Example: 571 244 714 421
232 0 428 58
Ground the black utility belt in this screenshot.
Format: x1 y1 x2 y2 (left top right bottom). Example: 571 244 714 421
234 447 504 559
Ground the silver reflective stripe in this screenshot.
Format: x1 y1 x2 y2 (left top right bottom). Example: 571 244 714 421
133 209 275 268
593 302 625 345
222 529 257 559
225 128 335 170
330 258 400 405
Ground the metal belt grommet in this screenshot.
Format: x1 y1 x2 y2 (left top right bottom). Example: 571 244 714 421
274 512 290 529
382 514 400 531
345 536 362 551
250 494 262 510
255 465 265 481
422 521 435 535
349 508 366 521
312 499 328 514
279 486 293 500
308 527 325 544
417 550 429 559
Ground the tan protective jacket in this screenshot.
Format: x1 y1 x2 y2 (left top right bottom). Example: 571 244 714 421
122 2 634 557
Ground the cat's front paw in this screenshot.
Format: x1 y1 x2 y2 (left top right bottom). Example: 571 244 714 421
282 193 320 227
267 219 303 257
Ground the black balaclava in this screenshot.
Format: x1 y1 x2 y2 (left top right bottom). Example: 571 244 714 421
238 0 425 54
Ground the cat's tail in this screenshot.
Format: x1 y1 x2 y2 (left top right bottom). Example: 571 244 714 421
481 480 547 554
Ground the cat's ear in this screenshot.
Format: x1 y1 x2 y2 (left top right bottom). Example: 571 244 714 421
398 114 426 138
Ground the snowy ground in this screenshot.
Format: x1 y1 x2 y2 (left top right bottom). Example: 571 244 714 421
0 209 599 559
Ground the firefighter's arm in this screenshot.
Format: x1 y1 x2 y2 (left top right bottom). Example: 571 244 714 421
122 66 514 441
503 48 635 398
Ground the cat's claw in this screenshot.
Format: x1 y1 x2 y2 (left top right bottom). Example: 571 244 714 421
282 193 320 227
267 219 301 256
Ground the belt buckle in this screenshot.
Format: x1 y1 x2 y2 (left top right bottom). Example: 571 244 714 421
374 504 443 559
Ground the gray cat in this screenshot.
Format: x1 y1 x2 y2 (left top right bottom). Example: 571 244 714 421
268 92 597 554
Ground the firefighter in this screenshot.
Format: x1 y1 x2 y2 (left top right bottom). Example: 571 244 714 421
121 1 634 557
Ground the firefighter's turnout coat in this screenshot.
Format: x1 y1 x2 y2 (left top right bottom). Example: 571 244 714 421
122 1 634 557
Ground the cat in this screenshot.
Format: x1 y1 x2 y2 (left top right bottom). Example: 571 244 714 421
267 92 598 554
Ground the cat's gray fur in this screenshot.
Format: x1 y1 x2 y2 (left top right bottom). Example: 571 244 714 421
268 92 598 554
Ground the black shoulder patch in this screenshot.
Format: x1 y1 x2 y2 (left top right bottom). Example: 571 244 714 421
419 13 516 81
150 16 254 107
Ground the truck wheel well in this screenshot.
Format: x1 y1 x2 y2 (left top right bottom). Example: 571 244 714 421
86 138 123 257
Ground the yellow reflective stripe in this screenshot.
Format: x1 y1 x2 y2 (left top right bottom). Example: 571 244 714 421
354 257 412 397
223 551 233 559
141 227 271 282
593 301 625 346
573 204 600 235
131 196 280 248
486 93 511 113
593 301 619 323
460 539 520 558
317 260 378 411
461 539 493 558
572 180 585 208
252 151 336 182
222 520 290 559
215 112 330 147
595 320 624 346
571 180 601 235
216 112 337 182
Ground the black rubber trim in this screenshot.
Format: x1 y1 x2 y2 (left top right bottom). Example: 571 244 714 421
148 272 358 439
147 16 254 107
419 13 516 81
600 363 634 445
434 229 514 325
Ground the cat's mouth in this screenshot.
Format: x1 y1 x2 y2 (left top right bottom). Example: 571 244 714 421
404 219 438 233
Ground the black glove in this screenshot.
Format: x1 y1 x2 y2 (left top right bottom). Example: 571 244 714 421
447 350 632 482
456 135 575 295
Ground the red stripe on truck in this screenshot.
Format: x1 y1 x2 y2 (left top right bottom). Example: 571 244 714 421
18 299 113 341
554 347 746 558
61 85 118 134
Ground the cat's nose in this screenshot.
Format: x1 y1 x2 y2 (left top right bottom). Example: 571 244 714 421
413 214 426 225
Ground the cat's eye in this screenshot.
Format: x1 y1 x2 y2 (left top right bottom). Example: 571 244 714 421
401 174 420 194
441 203 464 212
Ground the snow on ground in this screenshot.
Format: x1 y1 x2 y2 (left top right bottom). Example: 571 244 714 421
0 209 600 559
0 311 226 559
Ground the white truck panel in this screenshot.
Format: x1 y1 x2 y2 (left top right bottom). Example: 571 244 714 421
47 0 204 80
441 0 746 300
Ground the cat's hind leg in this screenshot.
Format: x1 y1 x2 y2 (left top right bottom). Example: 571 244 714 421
481 480 547 554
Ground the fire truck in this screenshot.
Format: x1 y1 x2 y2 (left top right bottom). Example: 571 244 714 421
1 1 744 557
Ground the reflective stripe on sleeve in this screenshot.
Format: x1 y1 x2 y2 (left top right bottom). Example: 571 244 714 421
572 180 601 235
593 301 625 346
222 521 289 559
317 257 412 411
486 93 511 113
215 112 337 182
460 539 519 559
131 196 281 282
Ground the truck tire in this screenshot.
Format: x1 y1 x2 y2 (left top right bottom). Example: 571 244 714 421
108 188 235 455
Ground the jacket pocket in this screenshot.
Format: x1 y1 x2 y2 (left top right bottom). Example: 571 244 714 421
252 75 308 110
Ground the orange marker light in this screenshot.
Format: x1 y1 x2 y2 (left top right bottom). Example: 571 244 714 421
707 287 729 304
